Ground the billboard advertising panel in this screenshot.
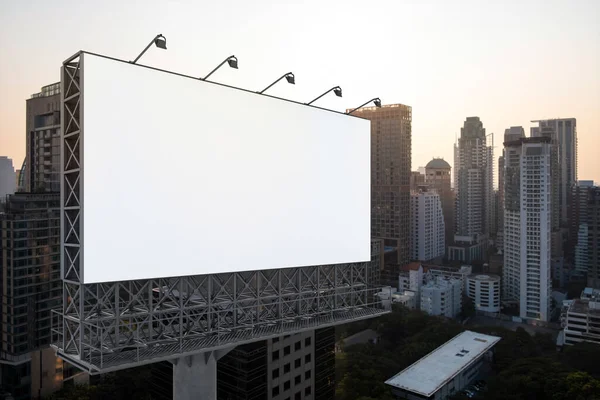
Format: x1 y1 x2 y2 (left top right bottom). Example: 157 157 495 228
79 53 370 283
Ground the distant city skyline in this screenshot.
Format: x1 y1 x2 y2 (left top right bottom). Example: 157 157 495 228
1 0 599 183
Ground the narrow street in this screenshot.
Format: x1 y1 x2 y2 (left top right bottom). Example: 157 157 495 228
468 316 560 339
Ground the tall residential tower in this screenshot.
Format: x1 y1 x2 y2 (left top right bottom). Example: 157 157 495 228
425 158 453 254
570 182 600 287
449 117 493 263
0 84 86 400
410 187 445 262
531 118 577 226
349 104 412 286
503 135 552 321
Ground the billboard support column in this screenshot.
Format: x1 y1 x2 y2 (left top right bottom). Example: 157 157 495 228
172 347 234 400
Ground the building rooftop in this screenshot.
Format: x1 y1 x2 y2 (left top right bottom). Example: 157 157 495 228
468 274 501 282
385 330 501 397
425 158 451 170
569 299 600 316
400 262 426 272
30 82 60 99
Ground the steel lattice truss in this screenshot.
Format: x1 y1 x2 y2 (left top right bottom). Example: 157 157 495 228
52 52 387 374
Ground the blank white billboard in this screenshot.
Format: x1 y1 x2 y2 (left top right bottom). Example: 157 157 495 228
80 52 370 283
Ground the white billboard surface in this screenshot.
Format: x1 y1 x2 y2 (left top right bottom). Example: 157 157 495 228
80 53 370 283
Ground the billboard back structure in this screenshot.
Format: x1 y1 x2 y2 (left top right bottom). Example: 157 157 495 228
71 52 370 284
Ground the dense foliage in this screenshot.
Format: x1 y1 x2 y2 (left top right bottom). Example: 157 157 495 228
335 305 600 400
336 305 464 400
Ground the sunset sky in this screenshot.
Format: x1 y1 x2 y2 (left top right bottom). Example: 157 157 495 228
1 0 598 183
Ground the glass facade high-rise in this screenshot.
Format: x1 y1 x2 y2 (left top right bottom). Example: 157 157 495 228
347 104 412 286
531 118 577 226
0 83 88 399
449 117 493 263
25 83 61 193
0 193 62 399
570 182 600 287
215 328 335 400
425 158 453 252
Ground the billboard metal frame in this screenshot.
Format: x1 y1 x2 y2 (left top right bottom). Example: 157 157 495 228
52 51 387 374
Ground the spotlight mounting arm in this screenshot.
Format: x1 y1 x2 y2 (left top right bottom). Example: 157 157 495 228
259 72 295 94
131 34 167 64
202 55 238 81
306 86 342 105
347 98 382 114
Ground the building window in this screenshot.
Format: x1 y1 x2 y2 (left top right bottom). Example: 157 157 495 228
272 386 280 397
272 369 280 379
295 358 301 368
295 375 301 385
284 363 290 373
305 370 311 380
295 392 302 400
305 353 311 363
272 350 280 361
284 380 291 391
305 337 311 346
305 386 312 396
284 345 291 356
295 341 301 351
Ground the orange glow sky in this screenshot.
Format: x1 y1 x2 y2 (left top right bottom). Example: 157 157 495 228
1 0 599 183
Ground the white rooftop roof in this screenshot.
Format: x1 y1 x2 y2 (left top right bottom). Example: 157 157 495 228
385 330 501 397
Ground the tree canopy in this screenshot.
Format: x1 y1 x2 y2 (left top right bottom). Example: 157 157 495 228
335 305 600 400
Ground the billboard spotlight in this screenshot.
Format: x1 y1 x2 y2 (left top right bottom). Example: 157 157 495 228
347 97 382 114
131 34 167 64
203 55 238 81
259 72 295 94
306 86 343 105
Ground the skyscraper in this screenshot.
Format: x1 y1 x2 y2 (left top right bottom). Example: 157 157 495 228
348 104 412 285
531 118 577 226
449 117 493 263
453 143 459 190
496 155 505 251
25 83 61 193
502 127 525 302
503 135 552 321
410 187 445 262
216 328 335 400
0 193 63 399
0 157 16 201
410 171 425 191
570 182 600 287
425 158 453 253
0 83 87 399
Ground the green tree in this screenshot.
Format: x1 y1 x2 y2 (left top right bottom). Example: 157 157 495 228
562 342 600 378
460 295 476 319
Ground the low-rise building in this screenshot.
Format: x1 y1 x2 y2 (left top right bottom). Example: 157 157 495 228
393 290 418 310
466 274 501 313
376 287 417 310
420 277 462 318
398 263 426 305
561 288 600 346
385 330 501 400
429 265 472 293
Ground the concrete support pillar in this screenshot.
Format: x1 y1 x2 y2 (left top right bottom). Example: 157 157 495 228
172 347 234 400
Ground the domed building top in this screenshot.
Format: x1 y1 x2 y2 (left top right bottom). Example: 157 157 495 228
425 158 451 169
